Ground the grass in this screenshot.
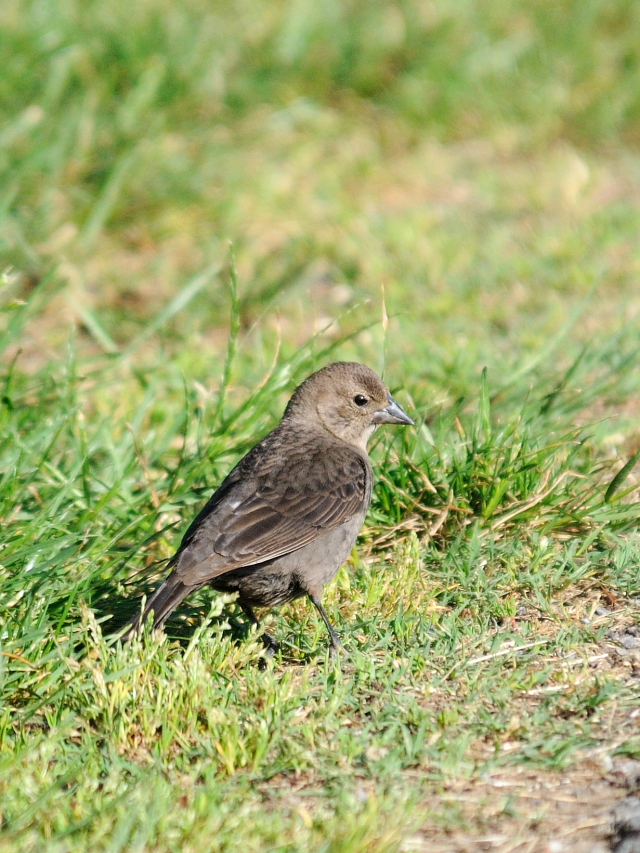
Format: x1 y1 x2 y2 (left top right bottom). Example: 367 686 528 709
3 0 640 850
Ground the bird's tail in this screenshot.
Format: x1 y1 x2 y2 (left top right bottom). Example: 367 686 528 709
121 571 194 641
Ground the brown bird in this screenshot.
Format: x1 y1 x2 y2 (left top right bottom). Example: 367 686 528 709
123 362 413 652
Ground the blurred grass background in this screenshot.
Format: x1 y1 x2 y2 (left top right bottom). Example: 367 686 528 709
3 1 640 851
3 0 640 371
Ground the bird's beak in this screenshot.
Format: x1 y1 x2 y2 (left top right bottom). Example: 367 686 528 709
372 397 414 426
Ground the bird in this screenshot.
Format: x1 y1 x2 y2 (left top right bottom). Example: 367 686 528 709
122 361 413 653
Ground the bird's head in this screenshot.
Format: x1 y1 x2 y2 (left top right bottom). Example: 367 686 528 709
284 362 414 450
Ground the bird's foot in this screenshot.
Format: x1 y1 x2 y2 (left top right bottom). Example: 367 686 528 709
256 632 280 670
261 632 280 657
328 633 346 659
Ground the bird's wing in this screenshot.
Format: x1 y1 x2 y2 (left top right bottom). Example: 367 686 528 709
174 444 370 585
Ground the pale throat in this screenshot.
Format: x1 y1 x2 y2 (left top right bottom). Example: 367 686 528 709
361 423 378 447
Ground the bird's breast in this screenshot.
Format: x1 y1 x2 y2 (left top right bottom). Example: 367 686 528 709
288 509 367 590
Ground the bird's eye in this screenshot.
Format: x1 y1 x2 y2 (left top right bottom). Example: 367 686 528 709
353 394 369 407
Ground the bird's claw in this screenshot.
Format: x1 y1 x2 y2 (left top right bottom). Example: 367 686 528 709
261 632 280 657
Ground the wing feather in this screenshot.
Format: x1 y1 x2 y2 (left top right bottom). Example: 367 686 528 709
174 438 371 585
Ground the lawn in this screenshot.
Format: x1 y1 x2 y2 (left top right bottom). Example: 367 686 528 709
2 1 640 850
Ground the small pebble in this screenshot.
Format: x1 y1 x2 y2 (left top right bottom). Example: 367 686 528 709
615 837 640 853
614 760 640 791
613 796 640 834
607 631 640 650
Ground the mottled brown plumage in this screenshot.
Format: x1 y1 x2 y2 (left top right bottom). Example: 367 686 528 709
123 362 413 652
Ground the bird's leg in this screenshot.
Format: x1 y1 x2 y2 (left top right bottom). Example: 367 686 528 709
240 603 279 656
308 592 343 654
